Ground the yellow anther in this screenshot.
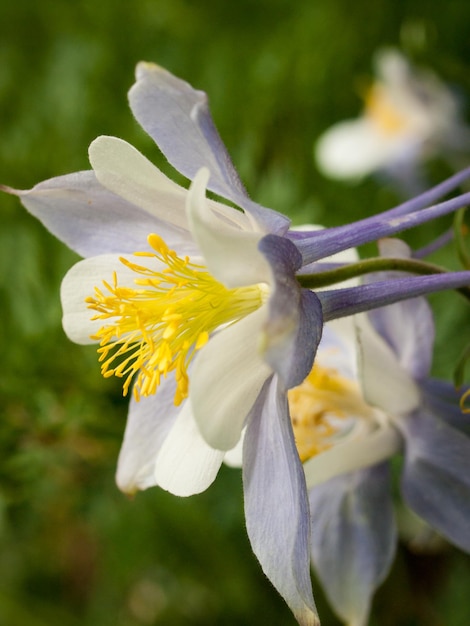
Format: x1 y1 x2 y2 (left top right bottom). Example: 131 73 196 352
460 388 470 414
365 83 409 135
195 331 209 350
87 234 266 405
288 362 373 462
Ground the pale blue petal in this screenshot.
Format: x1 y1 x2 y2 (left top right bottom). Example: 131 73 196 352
128 62 289 234
399 411 470 552
2 173 195 258
309 464 396 626
243 377 319 626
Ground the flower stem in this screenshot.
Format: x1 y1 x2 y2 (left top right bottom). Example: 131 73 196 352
298 256 470 301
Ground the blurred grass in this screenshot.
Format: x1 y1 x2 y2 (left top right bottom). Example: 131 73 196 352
1 0 470 624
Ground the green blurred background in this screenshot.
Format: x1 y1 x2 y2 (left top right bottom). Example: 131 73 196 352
1 0 470 624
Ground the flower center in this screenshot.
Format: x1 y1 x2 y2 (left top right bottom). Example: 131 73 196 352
365 83 409 135
86 234 266 405
288 363 374 462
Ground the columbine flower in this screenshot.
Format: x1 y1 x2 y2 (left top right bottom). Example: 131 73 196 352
3 62 470 626
289 238 470 626
315 48 470 188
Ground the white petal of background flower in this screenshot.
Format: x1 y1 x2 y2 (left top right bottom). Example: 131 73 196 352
303 422 401 489
355 314 420 415
315 118 419 180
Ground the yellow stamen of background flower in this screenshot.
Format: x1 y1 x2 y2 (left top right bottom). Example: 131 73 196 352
365 83 409 135
460 388 470 414
288 363 373 462
86 234 266 405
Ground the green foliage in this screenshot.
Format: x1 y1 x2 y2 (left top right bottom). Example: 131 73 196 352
1 1 469 624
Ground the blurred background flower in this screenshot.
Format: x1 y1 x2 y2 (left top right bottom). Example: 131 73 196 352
315 48 470 195
1 1 470 625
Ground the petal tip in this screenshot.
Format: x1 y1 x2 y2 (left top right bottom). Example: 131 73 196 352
0 184 21 195
135 60 162 79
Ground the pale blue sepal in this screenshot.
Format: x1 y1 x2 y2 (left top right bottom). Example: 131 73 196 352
421 379 470 435
2 171 195 258
259 235 323 389
287 289 323 388
243 376 319 626
128 62 290 234
309 463 396 626
116 377 179 494
399 411 470 553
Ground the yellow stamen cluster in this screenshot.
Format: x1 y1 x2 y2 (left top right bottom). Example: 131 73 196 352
86 234 265 405
365 84 409 135
288 363 373 462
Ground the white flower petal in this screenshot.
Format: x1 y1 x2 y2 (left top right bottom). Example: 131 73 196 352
190 306 272 451
89 135 190 230
155 401 225 496
187 168 272 287
61 248 182 345
60 254 134 344
223 434 244 468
